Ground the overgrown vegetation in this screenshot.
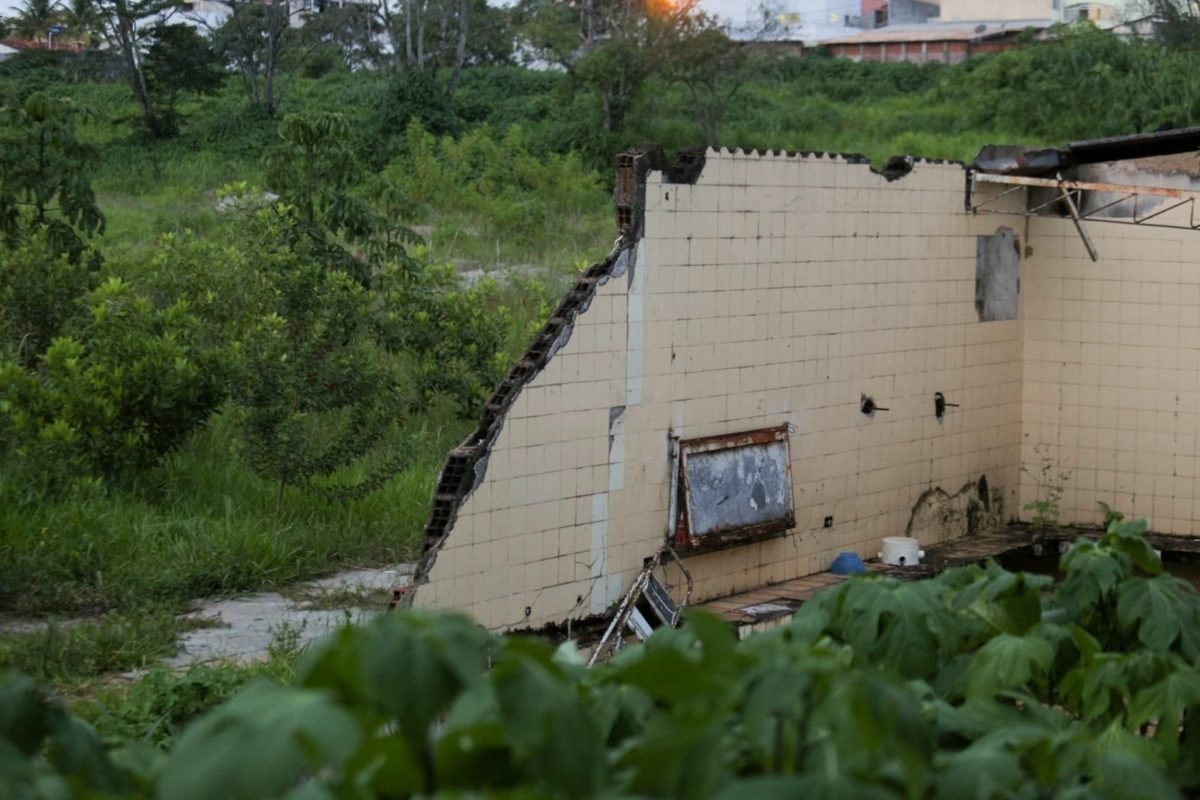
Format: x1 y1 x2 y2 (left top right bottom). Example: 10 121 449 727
6 520 1200 797
4 3 1200 779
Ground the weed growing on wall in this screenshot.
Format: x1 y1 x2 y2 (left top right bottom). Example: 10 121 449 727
1023 442 1071 530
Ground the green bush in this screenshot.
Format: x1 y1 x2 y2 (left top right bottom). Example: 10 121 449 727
0 50 69 105
4 519 1200 797
0 231 96 367
368 70 461 163
388 120 608 249
377 262 511 417
0 274 226 492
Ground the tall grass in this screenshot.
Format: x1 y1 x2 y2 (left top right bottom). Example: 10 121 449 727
0 408 470 618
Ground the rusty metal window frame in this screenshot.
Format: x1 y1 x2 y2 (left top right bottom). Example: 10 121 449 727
670 425 796 552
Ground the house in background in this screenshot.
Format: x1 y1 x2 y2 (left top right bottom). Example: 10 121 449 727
932 0 1064 22
1065 1 1118 22
815 20 1049 64
0 37 84 56
805 0 1135 63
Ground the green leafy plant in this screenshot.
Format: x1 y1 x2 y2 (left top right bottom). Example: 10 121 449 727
263 111 421 284
0 273 226 493
0 91 104 260
375 262 510 417
5 516 1200 797
231 259 409 509
1023 441 1070 530
1099 500 1126 529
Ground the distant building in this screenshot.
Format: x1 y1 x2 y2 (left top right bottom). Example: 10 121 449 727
1065 2 1118 22
0 38 85 55
1105 13 1162 39
817 19 1048 64
934 0 1063 22
744 0 1135 60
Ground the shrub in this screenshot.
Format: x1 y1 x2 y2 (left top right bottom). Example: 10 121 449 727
0 275 226 492
0 230 96 367
386 120 607 249
4 519 1200 797
376 262 510 417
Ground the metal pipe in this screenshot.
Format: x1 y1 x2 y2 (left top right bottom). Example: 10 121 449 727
666 434 680 545
974 171 1200 201
1056 175 1100 262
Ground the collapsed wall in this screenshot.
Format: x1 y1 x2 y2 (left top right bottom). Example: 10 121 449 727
407 147 1030 631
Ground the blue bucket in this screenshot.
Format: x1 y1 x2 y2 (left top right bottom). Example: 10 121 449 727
830 552 866 575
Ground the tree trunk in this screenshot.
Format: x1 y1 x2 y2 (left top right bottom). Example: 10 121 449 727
445 0 469 99
404 0 415 68
112 10 155 130
416 0 426 69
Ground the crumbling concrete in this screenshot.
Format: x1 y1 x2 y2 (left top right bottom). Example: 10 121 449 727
905 476 1005 547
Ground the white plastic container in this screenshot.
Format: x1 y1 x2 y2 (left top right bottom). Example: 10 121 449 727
879 537 925 567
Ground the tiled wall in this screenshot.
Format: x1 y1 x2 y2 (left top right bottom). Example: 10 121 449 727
1020 214 1200 534
415 150 1027 630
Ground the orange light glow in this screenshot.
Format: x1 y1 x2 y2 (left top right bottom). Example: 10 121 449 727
645 0 686 18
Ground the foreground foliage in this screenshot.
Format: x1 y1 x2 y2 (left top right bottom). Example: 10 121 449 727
4 519 1200 797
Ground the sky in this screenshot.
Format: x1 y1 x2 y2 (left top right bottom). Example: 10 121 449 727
0 0 761 28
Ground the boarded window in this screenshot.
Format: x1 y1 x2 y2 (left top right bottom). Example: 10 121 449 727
672 426 795 551
976 226 1020 322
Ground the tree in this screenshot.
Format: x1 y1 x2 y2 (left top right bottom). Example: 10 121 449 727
0 274 227 491
1148 0 1200 48
665 21 748 147
519 0 703 133
0 91 104 260
366 0 511 92
300 2 386 73
263 111 420 283
142 23 224 135
230 245 409 509
210 0 329 116
58 0 104 47
9 0 60 43
92 0 175 135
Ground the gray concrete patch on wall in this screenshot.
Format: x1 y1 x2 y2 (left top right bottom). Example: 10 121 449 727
976 226 1020 322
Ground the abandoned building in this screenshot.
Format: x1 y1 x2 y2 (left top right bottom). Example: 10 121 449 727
400 126 1200 641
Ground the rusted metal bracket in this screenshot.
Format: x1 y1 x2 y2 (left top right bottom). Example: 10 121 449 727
969 172 1200 250
1055 173 1100 263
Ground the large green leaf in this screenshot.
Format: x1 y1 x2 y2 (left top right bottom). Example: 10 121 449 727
604 611 744 708
836 579 952 679
965 632 1055 701
1087 748 1182 800
0 674 53 757
1057 540 1128 620
489 638 606 796
1128 665 1200 761
1117 575 1200 657
1060 654 1134 723
952 562 1049 636
933 738 1031 800
299 611 493 747
156 683 362 800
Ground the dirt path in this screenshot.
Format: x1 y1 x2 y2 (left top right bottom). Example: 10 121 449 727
166 566 412 667
1 566 413 669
